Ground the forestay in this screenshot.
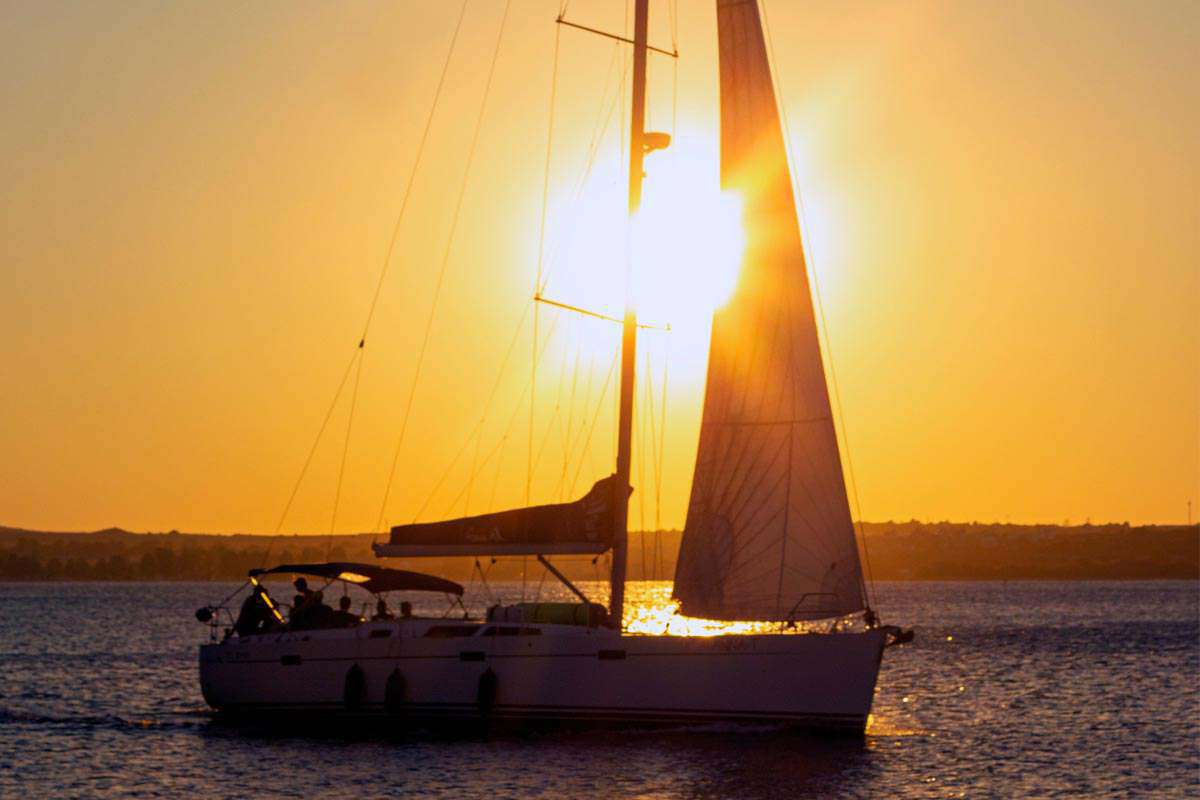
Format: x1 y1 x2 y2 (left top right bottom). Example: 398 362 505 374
672 0 865 621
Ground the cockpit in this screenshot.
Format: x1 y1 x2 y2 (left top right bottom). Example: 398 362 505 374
194 562 466 640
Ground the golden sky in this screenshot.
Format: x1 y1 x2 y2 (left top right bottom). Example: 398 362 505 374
2 0 1197 534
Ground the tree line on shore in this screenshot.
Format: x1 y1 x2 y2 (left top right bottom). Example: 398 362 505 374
0 522 1195 582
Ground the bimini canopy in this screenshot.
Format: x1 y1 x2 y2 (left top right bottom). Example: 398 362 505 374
249 562 463 596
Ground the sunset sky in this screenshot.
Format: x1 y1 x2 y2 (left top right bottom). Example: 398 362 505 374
2 0 1196 535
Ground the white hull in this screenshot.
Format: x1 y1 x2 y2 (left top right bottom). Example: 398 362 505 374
200 620 886 733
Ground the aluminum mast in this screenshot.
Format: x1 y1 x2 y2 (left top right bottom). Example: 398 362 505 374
609 0 650 628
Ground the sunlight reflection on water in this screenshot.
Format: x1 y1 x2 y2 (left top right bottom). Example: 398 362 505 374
623 581 783 636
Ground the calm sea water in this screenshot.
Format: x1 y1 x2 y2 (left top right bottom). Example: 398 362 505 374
1 580 1196 798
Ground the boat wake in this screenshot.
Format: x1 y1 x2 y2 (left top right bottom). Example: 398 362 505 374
0 705 210 733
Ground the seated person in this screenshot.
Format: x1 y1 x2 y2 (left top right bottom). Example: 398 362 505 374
308 590 333 627
329 595 361 628
400 601 413 619
290 589 332 630
293 576 315 608
371 598 394 621
234 584 272 637
288 594 305 624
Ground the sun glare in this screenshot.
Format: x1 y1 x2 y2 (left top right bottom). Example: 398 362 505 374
544 144 745 330
633 152 744 327
537 143 746 383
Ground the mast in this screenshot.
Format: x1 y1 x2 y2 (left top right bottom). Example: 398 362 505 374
610 0 650 628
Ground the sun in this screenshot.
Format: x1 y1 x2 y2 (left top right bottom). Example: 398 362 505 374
543 140 745 329
632 155 744 328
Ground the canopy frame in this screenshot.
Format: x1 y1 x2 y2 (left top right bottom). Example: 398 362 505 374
248 562 464 597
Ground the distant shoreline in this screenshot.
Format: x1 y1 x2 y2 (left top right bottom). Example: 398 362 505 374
1 577 1197 585
2 523 1196 583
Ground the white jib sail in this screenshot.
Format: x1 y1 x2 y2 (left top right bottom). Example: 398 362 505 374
673 0 866 621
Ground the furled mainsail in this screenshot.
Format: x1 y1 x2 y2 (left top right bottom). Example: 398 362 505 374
373 476 628 557
672 0 865 621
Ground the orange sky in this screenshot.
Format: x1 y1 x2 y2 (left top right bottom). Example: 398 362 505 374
2 0 1197 534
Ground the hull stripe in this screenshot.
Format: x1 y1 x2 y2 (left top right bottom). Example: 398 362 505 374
214 700 865 724
208 648 878 666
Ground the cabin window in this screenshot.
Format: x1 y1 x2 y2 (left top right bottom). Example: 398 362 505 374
481 626 543 637
481 626 517 637
423 625 482 638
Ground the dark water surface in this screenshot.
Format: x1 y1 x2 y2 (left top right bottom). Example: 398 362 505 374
1 581 1197 798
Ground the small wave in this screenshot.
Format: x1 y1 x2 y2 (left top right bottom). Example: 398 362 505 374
0 705 208 733
865 715 932 738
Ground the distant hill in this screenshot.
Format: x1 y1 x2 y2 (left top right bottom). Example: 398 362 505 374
858 521 1198 581
0 522 1196 582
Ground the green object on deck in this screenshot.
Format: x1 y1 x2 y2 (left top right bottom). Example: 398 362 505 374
513 602 606 627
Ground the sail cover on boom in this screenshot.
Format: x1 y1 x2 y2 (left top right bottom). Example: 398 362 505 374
672 0 866 621
374 476 628 557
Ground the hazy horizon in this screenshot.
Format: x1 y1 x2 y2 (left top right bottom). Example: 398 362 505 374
3 0 1197 534
7 517 1198 538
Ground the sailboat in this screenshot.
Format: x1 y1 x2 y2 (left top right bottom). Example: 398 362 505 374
197 0 909 734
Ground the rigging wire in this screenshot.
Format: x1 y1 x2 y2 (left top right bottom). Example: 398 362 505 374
526 21 564 599
359 0 470 345
558 345 596 500
261 2 469 567
667 0 678 51
551 317 578 497
426 308 566 521
638 351 650 578
529 400 566 486
643 335 670 580
620 0 630 177
528 336 577 483
451 304 533 508
409 302 535 523
559 337 584 500
259 347 360 567
478 318 574 524
669 0 679 141
532 20 562 300
644 353 660 580
486 436 507 515
537 41 628 299
374 0 514 533
569 343 622 495
464 429 483 517
326 346 365 557
557 342 603 493
760 0 878 612
656 335 669 579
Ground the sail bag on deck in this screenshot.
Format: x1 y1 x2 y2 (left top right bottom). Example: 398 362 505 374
672 0 866 621
374 476 628 557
